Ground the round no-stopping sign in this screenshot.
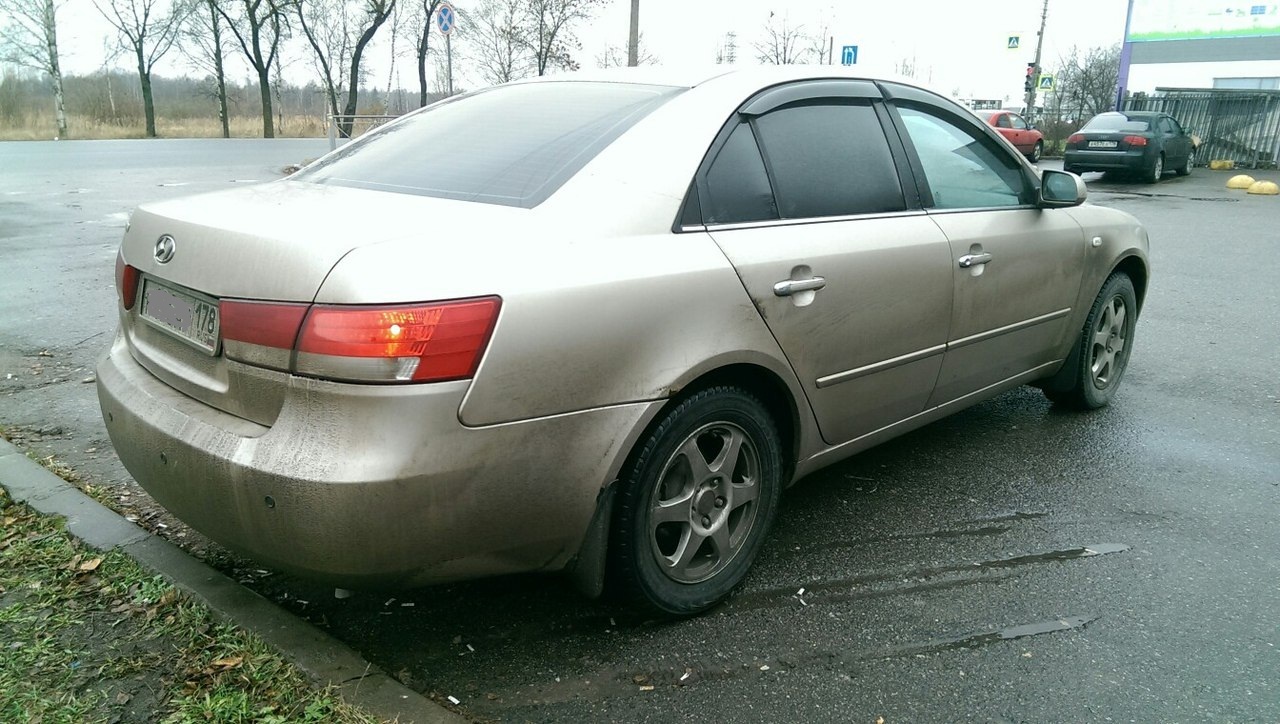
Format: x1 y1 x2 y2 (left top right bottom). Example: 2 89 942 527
436 1 456 35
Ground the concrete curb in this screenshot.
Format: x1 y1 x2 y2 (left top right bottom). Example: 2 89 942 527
0 438 464 724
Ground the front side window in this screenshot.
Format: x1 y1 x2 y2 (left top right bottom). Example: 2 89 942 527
1009 114 1029 130
753 102 905 219
897 105 1028 209
292 82 682 208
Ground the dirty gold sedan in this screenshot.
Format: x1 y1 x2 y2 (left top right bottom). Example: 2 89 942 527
98 67 1149 616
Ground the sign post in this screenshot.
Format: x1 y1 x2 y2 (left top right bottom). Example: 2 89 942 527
840 45 858 66
437 1 456 95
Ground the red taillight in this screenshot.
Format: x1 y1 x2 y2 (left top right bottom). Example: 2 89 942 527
115 251 140 310
295 297 501 383
220 300 309 349
1067 133 1085 145
1123 135 1148 147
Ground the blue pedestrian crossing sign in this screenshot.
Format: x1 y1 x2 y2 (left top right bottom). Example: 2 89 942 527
1038 74 1055 91
436 1 456 35
1007 35 1020 49
841 45 858 66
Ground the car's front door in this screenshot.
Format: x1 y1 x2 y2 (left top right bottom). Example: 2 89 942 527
883 85 1088 406
693 81 953 445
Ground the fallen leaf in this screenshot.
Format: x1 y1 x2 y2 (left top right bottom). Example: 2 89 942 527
211 656 243 669
79 558 103 572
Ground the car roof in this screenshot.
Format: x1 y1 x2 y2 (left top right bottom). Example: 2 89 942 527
519 64 939 93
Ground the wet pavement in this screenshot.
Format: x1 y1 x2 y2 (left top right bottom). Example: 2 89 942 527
2 141 1278 721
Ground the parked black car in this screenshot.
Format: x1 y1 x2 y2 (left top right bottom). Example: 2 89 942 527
1064 111 1195 183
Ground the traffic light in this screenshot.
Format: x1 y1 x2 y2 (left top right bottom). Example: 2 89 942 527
1024 62 1038 92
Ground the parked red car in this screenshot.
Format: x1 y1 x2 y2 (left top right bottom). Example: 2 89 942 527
975 109 1044 163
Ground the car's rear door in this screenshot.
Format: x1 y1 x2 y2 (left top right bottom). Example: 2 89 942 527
692 80 953 445
880 82 1088 406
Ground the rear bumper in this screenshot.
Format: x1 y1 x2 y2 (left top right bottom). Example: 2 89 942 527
1064 148 1150 173
97 331 657 588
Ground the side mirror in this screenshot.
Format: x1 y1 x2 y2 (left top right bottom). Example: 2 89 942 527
1040 169 1087 208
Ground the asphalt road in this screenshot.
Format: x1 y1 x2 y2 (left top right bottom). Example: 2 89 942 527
2 140 1278 722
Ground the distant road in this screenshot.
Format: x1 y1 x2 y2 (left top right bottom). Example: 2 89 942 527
0 138 334 177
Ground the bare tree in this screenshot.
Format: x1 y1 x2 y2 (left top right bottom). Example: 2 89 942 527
182 0 232 137
597 31 655 68
804 17 831 65
216 0 291 137
0 0 69 137
468 0 527 86
297 0 395 136
1053 44 1122 120
522 0 603 76
754 13 807 65
94 0 191 137
409 0 441 106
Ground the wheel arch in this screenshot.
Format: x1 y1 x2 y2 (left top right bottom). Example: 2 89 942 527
565 358 809 599
1113 254 1149 313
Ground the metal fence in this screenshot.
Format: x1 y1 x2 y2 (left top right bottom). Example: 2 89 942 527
1123 88 1280 169
326 114 401 151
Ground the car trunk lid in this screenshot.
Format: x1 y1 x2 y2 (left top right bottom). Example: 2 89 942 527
116 181 522 426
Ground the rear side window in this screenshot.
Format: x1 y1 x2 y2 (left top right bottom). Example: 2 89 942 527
703 122 778 224
753 102 905 218
293 82 682 208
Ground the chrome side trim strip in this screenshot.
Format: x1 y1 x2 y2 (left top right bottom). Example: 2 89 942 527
948 308 1071 351
816 344 946 389
704 209 928 233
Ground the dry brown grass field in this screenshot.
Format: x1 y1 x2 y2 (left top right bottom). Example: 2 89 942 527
0 113 328 141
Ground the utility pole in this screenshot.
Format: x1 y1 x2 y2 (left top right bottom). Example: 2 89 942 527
627 0 639 66
1023 0 1049 121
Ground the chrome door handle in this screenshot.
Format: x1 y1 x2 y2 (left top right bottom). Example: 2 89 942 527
773 276 827 296
958 252 993 269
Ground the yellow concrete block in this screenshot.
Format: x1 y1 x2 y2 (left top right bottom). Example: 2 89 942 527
1226 174 1256 189
1247 180 1279 195
1209 159 1235 170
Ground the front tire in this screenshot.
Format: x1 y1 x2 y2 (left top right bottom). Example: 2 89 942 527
609 387 782 616
1044 273 1138 410
1027 140 1044 163
1175 150 1193 176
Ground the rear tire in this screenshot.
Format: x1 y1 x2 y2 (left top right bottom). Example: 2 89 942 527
1148 153 1164 184
1044 273 1138 410
609 387 782 616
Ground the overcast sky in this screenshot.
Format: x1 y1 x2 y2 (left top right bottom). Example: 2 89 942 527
47 0 1130 104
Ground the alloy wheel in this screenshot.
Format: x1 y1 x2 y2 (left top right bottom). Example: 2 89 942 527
648 421 761 584
1089 294 1128 388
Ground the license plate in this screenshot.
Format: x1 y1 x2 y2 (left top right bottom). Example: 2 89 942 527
1088 140 1119 149
139 277 220 354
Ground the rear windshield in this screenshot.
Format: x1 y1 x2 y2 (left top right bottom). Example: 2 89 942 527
1083 113 1151 132
292 82 683 208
